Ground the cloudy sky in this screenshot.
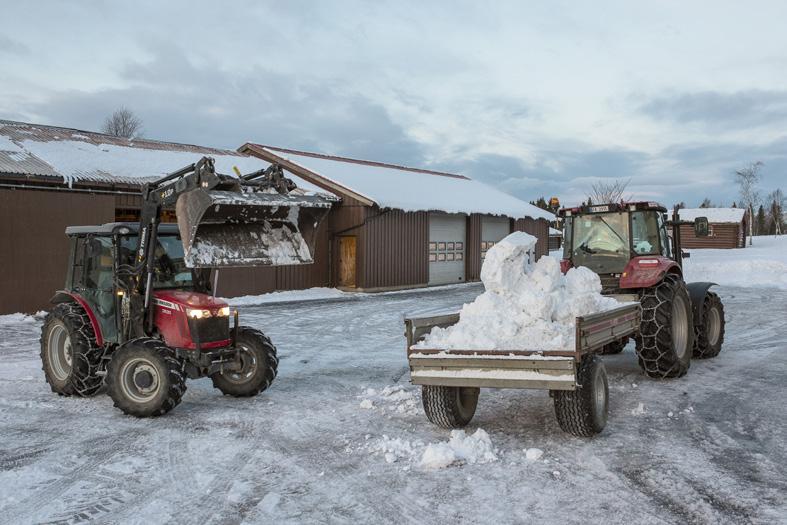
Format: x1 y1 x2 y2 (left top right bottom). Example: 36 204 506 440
1 1 786 206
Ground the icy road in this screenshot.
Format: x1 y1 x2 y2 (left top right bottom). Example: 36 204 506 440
0 284 785 524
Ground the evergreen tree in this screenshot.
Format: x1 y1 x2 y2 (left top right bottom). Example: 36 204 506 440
699 197 712 208
756 205 767 236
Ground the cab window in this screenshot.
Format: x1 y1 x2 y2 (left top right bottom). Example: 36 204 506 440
631 211 661 255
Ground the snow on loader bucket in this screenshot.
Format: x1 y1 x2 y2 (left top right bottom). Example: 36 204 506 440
404 303 641 437
176 189 332 268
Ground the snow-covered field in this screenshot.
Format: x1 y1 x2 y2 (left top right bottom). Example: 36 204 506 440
1 245 787 523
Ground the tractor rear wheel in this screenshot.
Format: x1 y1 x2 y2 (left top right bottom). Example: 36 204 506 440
106 338 186 417
40 303 104 397
421 385 479 428
552 355 608 437
599 336 629 355
635 274 694 378
211 327 278 397
693 292 725 359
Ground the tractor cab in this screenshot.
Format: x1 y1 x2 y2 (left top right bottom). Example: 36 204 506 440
559 202 709 293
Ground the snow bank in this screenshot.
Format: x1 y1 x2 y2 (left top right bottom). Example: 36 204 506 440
0 312 45 325
221 287 349 306
683 235 787 290
417 232 620 351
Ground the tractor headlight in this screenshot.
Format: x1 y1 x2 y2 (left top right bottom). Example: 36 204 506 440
217 306 230 317
187 308 211 319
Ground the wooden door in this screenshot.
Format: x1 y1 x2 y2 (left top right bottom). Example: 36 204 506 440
338 236 357 287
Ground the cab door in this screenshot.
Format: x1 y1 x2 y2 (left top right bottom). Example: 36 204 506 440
79 236 119 343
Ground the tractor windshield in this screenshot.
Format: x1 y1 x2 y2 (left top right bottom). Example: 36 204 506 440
570 212 630 274
120 235 195 290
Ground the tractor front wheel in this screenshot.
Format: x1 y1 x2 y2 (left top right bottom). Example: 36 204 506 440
211 327 278 397
106 338 186 417
40 303 104 397
635 274 694 378
693 292 725 359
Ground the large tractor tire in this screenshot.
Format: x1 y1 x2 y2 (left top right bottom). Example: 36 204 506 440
693 292 725 359
40 302 104 397
635 274 694 378
421 385 479 428
106 338 186 417
552 355 608 437
599 336 629 355
211 327 278 397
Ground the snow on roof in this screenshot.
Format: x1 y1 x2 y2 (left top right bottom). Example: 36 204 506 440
0 120 328 196
549 227 562 236
680 208 747 224
242 144 554 220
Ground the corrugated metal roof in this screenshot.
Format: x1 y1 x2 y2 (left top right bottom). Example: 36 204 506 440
0 120 329 195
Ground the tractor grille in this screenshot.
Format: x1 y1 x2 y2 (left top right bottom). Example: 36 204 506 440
599 274 622 294
190 316 230 344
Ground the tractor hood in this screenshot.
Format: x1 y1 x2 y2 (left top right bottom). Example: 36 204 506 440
152 290 229 312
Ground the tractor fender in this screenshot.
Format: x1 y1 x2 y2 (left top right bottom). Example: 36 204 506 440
685 282 717 326
620 256 681 289
49 290 105 346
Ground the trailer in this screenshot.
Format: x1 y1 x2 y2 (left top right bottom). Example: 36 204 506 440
404 303 640 436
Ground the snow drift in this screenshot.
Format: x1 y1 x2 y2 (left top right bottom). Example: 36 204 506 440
416 232 620 351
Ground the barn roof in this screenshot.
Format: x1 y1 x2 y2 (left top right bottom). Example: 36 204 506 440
0 120 327 195
240 143 554 220
680 208 747 224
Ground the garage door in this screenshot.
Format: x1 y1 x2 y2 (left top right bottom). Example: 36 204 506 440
481 216 511 260
428 213 466 285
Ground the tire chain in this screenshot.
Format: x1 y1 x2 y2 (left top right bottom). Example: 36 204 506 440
40 302 105 396
635 274 690 379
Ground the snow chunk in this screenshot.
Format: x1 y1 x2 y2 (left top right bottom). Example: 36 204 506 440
359 399 374 409
525 448 544 461
631 403 646 416
419 429 498 470
417 233 621 351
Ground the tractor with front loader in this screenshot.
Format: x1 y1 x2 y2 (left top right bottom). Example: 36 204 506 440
40 157 332 417
558 201 725 377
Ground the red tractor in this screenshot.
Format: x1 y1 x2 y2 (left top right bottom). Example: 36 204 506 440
40 157 332 416
558 202 725 378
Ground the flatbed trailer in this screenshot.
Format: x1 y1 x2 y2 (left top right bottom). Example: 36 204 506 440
404 303 640 436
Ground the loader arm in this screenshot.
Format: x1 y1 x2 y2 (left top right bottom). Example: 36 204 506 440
125 156 332 337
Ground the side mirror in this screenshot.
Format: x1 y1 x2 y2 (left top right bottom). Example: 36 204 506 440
694 217 709 237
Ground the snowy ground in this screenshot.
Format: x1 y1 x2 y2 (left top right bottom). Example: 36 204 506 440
1 279 785 524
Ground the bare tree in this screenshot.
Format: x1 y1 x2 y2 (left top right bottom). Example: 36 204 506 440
735 161 762 246
767 188 784 235
587 179 631 204
102 108 143 139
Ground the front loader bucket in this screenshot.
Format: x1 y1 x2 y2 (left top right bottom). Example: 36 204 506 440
176 189 332 268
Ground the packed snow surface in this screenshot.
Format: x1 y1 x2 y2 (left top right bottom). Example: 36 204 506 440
417 232 620 351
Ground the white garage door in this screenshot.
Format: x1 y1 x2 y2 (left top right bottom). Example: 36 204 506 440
481 216 511 260
429 213 466 285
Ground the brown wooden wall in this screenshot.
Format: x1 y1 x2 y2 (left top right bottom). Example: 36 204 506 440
513 217 550 259
465 214 483 282
680 222 744 249
359 208 428 289
0 188 116 314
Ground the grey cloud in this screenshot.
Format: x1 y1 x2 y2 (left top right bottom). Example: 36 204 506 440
0 34 29 55
640 90 787 128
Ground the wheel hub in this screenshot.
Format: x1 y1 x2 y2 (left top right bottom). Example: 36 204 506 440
224 345 258 384
133 365 157 393
120 358 161 402
708 307 721 347
47 323 73 382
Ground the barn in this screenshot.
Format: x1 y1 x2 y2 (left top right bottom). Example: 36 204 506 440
239 144 553 291
0 120 552 314
678 208 748 249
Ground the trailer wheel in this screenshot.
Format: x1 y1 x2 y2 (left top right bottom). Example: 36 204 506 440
211 327 278 397
40 303 104 397
106 338 186 417
599 336 629 355
635 274 694 378
693 292 725 359
553 355 608 437
421 385 479 428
